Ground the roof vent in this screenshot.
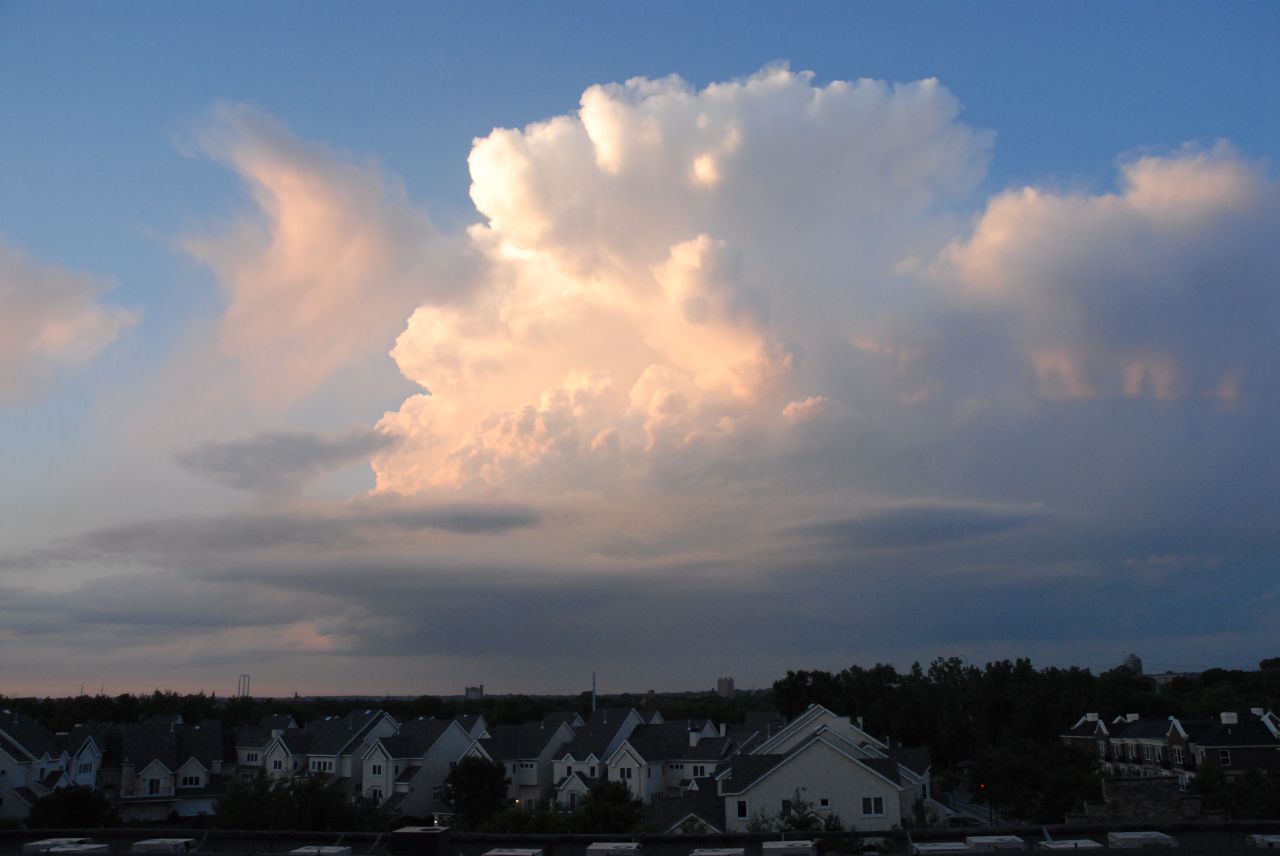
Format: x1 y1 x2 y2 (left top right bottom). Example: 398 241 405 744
1221 712 1239 725
1085 713 1099 722
1251 708 1265 717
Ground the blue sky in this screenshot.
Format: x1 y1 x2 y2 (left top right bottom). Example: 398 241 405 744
1 2 1278 696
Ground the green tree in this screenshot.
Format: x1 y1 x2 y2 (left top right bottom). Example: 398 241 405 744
27 786 117 829
572 780 645 833
442 756 509 829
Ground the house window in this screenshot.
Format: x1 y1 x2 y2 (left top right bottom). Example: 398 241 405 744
1172 747 1184 765
693 765 705 777
737 800 748 819
372 764 382 776
180 775 201 788
862 796 885 816
569 792 578 810
619 767 632 780
246 752 259 762
394 765 399 775
590 765 596 777
647 767 652 778
432 785 443 798
148 778 162 795
273 759 282 770
1219 750 1232 767
566 766 573 775
371 787 383 801
79 762 93 774
820 798 830 808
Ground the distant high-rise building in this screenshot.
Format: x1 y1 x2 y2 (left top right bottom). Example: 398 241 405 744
717 676 735 699
1123 653 1144 676
465 684 484 700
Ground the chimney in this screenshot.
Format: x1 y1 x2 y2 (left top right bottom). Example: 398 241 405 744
719 723 726 738
1220 712 1238 725
857 716 865 730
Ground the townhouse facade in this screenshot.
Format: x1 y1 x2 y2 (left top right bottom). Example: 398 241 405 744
1062 709 1280 789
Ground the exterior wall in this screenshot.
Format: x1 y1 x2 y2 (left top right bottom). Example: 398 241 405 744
722 740 901 833
361 745 395 803
553 755 601 785
136 760 174 798
262 740 295 779
341 715 399 782
0 745 31 818
608 747 644 800
176 758 207 791
70 742 101 787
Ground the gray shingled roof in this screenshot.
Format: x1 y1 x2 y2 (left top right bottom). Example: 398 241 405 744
895 745 932 776
0 710 59 758
118 720 225 770
1197 716 1280 748
622 723 731 762
717 754 787 795
481 721 565 762
647 792 725 832
302 710 384 755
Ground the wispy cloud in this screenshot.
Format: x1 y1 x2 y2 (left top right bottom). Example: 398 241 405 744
0 241 137 405
176 427 399 493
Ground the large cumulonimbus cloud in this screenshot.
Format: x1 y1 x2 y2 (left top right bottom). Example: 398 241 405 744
373 68 1279 519
375 67 994 493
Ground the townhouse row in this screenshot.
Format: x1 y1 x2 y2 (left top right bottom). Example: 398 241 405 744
2 703 932 833
1061 708 1280 789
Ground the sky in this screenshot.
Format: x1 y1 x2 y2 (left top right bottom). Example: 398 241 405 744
2 1 1279 698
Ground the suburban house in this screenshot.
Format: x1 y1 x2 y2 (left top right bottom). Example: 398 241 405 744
99 719 229 822
481 720 575 809
552 708 646 809
59 722 111 789
360 717 489 816
234 713 299 779
0 709 66 820
604 720 733 803
716 731 907 832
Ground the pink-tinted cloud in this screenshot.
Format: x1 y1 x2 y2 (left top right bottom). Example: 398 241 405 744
0 241 136 405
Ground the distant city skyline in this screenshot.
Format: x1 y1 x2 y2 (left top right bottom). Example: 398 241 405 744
2 2 1278 697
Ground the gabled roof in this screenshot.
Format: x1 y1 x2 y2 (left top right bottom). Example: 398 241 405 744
752 704 887 756
374 718 454 760
895 745 932 777
116 720 225 771
559 711 633 761
483 721 571 762
235 713 298 748
614 723 732 764
302 710 392 756
1196 716 1280 748
647 792 725 833
0 710 59 759
718 733 902 795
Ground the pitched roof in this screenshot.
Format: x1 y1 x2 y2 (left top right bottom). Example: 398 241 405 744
481 721 567 762
302 710 387 755
1196 715 1280 748
0 710 59 758
620 723 732 763
895 745 932 777
647 792 725 833
117 720 225 769
716 754 787 794
380 718 453 759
